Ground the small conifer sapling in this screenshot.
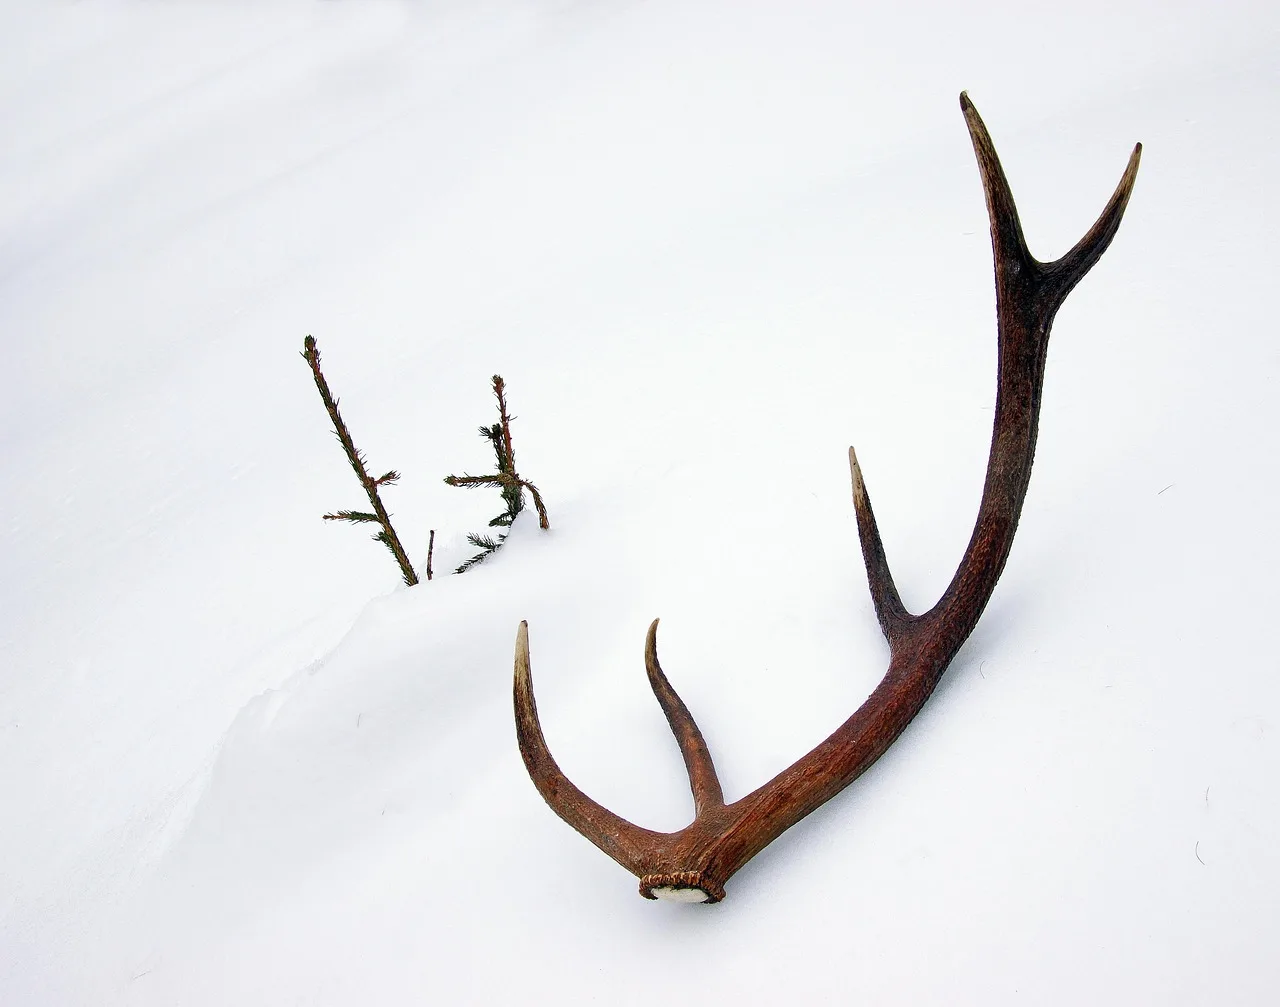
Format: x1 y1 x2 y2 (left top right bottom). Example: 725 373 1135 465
301 335 419 586
445 375 549 573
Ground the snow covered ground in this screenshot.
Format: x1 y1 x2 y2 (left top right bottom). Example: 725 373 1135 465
2 1 1278 1003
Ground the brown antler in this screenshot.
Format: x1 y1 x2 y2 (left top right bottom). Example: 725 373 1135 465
514 93 1141 903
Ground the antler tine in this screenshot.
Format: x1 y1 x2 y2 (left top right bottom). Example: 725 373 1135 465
514 94 1140 902
847 446 914 644
513 622 663 875
644 619 725 815
959 92 1035 282
1049 142 1142 301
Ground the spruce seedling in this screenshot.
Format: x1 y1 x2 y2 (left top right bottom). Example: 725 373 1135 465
302 335 419 586
445 375 549 573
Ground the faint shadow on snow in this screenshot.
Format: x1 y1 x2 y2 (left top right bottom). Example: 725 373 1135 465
115 519 555 970
153 604 475 875
131 599 372 874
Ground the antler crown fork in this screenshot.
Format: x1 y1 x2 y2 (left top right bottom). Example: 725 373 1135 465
515 93 1141 903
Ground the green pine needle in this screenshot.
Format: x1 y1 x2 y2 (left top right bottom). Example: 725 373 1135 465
455 531 506 574
323 510 380 523
443 473 503 489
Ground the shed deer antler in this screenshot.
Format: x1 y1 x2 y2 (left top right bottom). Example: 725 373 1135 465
515 93 1141 903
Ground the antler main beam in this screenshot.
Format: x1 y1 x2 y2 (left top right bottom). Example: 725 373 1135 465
514 93 1141 903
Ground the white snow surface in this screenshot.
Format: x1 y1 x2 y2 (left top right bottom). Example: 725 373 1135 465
3 2 1278 1003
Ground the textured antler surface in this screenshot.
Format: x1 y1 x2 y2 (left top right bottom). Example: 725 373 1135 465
514 93 1141 903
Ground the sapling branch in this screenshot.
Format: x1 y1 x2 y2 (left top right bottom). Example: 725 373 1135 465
323 510 380 523
302 335 419 587
445 375 550 572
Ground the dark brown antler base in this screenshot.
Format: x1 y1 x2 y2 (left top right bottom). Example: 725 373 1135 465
514 93 1141 902
641 872 724 904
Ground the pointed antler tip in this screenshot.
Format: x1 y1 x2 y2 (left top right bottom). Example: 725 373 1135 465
645 618 661 662
848 446 867 505
1124 144 1143 191
960 95 989 132
516 620 530 665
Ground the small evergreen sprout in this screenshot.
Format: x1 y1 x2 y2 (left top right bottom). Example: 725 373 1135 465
301 335 420 586
444 375 549 573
